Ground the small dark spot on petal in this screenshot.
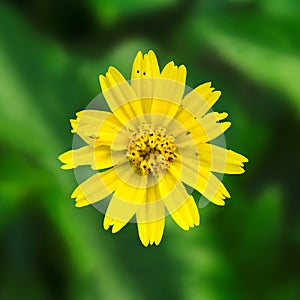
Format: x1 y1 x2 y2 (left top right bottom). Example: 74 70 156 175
143 72 146 75
137 70 140 73
186 131 191 135
195 153 199 157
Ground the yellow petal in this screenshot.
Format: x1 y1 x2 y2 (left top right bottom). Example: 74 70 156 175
71 110 110 145
196 82 221 107
160 61 187 83
170 160 230 206
131 50 160 79
130 51 186 125
170 196 200 231
151 62 186 121
113 179 146 205
100 163 147 223
149 98 181 128
99 67 144 125
104 193 138 228
131 51 143 98
181 82 221 118
136 218 165 247
174 109 231 146
70 119 78 133
71 168 119 207
107 67 144 118
58 145 114 170
131 50 160 99
196 82 214 96
103 216 127 234
196 112 230 143
146 50 160 77
158 170 191 214
195 144 248 174
158 169 182 198
158 171 199 230
136 186 165 246
71 110 124 147
195 171 230 206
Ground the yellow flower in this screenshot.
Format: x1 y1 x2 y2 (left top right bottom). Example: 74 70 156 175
58 50 248 246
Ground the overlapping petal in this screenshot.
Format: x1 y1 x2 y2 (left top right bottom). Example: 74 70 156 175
181 82 222 118
169 196 200 231
70 110 124 147
99 67 144 126
71 168 119 207
169 160 230 206
173 109 231 146
104 193 138 232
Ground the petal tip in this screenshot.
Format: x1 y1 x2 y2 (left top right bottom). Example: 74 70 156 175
147 49 155 56
140 239 150 247
75 201 89 208
60 165 71 170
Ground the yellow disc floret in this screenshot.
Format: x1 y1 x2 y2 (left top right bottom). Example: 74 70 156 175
127 124 177 176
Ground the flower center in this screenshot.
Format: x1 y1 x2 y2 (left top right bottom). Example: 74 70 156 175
127 123 177 176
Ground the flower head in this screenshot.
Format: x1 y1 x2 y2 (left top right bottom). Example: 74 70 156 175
58 50 248 246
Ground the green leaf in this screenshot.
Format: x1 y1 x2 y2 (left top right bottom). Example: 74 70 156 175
189 13 300 114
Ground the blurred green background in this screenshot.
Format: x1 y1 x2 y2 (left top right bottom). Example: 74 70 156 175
1 0 300 299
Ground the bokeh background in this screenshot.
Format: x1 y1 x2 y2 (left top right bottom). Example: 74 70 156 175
1 0 300 299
